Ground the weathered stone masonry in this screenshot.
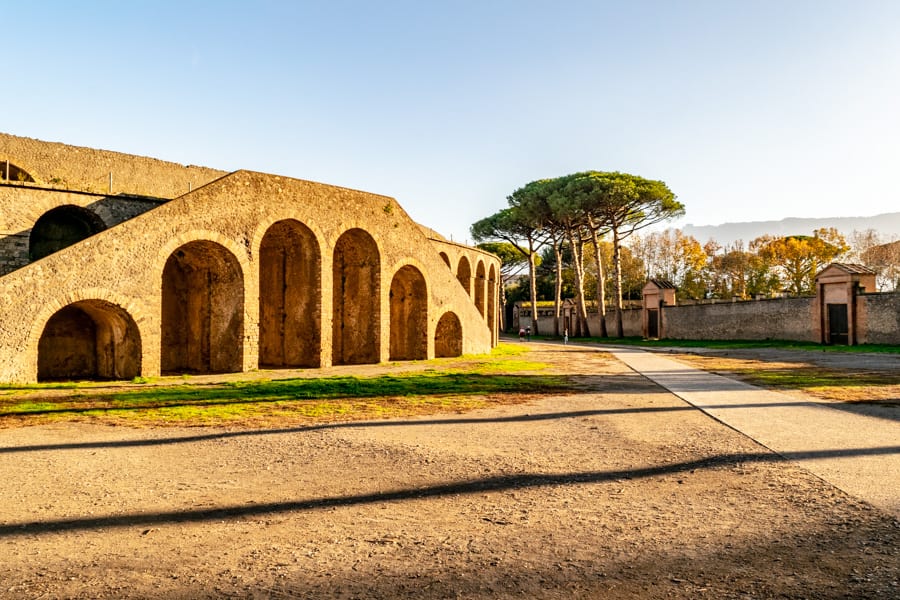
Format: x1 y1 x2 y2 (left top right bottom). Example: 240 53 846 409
0 133 499 383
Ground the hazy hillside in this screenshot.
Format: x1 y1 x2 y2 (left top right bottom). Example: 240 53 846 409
681 212 900 246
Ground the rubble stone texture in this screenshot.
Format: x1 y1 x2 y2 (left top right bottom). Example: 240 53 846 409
0 133 498 383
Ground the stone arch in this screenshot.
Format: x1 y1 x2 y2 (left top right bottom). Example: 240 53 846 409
435 312 463 358
333 228 380 365
1 161 35 183
37 299 141 381
475 260 486 317
29 204 107 262
439 252 451 268
457 256 472 295
161 240 244 374
488 263 498 342
389 265 427 361
259 219 322 368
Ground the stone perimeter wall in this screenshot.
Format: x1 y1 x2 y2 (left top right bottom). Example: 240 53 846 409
861 293 900 344
662 297 817 342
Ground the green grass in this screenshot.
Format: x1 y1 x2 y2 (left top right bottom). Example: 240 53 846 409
526 335 900 354
0 344 572 426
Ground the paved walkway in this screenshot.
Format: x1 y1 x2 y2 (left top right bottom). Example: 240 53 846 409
609 346 900 518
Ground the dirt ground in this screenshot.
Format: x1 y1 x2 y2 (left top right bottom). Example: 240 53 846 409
1 345 898 599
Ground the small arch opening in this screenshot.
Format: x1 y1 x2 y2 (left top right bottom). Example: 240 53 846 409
435 312 463 358
29 205 107 262
457 256 472 295
475 261 486 317
38 300 142 382
390 265 427 360
1 161 36 183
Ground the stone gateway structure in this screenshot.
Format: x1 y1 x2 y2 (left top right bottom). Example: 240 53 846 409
0 133 499 383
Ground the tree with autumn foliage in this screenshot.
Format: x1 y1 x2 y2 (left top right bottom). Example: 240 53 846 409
755 227 849 295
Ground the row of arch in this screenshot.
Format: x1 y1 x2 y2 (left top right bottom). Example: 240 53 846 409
37 220 466 381
440 251 498 343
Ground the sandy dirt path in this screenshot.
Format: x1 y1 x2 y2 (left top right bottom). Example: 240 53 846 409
0 346 897 599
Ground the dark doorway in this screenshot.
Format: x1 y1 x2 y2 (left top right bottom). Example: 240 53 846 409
827 303 849 345
647 309 659 338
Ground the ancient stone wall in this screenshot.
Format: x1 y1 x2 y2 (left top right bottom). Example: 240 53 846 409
860 293 900 344
0 132 226 197
0 167 498 383
661 297 817 342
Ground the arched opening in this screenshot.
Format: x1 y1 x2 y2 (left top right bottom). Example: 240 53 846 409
439 252 451 268
1 161 35 183
457 256 471 295
488 264 498 343
38 300 141 381
259 220 321 368
29 205 106 262
475 261 486 317
389 265 427 360
162 241 244 374
333 229 380 365
435 312 463 358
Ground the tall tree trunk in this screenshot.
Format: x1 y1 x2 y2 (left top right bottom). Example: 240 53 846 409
566 228 591 337
527 238 540 336
588 220 609 338
612 227 624 337
552 235 563 337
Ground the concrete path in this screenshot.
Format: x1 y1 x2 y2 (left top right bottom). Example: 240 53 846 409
609 346 900 518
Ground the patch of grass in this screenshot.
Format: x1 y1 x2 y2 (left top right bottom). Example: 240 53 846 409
0 346 574 428
531 335 900 354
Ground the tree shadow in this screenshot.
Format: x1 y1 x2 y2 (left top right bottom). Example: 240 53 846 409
1 446 898 538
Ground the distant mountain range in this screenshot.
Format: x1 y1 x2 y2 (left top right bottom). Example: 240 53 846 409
680 212 900 246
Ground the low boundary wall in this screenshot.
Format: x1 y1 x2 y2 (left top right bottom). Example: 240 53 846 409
663 297 817 342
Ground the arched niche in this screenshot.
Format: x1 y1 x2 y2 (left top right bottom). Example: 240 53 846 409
332 228 380 365
259 219 321 368
475 261 486 317
38 300 141 381
389 265 427 361
439 252 451 268
457 256 472 295
29 205 106 262
434 312 463 358
1 161 35 183
161 240 244 374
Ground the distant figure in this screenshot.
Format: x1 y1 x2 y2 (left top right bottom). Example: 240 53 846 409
564 329 568 345
519 327 525 341
525 326 531 341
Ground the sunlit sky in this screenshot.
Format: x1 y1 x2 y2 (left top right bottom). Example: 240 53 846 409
7 1 900 243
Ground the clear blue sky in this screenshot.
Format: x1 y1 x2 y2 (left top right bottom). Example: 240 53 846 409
6 1 900 243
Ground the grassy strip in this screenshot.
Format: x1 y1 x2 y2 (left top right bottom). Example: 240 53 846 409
0 344 575 427
528 335 900 354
